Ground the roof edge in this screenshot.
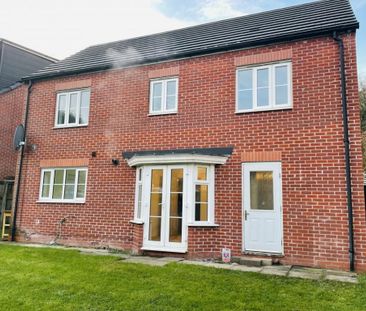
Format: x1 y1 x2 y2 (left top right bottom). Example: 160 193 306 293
22 25 357 83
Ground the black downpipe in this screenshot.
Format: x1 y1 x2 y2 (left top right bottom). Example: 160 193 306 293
333 32 355 271
11 81 32 241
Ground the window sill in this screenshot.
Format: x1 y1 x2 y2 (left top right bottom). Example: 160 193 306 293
188 223 219 227
148 111 177 116
236 106 292 114
130 220 144 225
37 200 86 204
53 124 88 129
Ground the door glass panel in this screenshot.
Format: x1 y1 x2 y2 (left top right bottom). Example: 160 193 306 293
149 218 161 241
250 171 273 210
149 169 163 241
169 169 183 242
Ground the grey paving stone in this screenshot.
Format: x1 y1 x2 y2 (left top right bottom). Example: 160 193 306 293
288 267 323 280
324 269 358 283
231 264 263 273
123 257 169 266
261 265 291 276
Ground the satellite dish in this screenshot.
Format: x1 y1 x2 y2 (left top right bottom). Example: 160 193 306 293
13 124 25 151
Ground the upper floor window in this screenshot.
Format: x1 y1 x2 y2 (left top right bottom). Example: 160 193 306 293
55 89 90 127
39 168 88 203
236 62 292 113
149 78 178 115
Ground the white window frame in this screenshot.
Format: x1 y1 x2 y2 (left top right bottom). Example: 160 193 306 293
149 77 178 115
133 167 144 223
132 164 216 227
190 165 215 226
38 167 88 203
236 61 292 113
55 88 90 128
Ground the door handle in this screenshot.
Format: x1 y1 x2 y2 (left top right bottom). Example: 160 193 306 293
245 210 249 220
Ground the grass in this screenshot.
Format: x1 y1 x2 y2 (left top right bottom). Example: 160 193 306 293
0 245 365 310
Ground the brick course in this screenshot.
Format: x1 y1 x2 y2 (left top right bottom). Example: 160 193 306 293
13 33 366 271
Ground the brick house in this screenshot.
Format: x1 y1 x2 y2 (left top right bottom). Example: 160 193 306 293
14 0 366 271
0 40 56 239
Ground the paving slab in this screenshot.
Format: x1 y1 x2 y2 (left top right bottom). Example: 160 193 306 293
324 270 358 283
288 267 324 280
231 263 263 273
261 265 291 276
123 256 170 266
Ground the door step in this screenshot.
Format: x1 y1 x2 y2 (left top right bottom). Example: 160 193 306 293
232 256 272 267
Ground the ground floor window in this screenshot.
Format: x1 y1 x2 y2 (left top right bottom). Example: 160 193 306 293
39 168 88 203
133 164 215 226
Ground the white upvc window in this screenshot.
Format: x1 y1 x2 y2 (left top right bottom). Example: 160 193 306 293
191 165 215 225
236 62 292 113
134 167 144 222
55 89 90 127
149 78 178 115
39 168 88 203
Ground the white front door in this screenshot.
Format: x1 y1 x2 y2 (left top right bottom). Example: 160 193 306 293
242 162 283 254
143 166 187 252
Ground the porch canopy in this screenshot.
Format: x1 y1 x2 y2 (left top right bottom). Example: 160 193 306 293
122 147 233 167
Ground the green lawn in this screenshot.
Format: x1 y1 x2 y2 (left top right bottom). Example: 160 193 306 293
0 245 365 310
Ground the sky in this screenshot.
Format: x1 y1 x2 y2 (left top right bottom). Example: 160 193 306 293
1 0 365 80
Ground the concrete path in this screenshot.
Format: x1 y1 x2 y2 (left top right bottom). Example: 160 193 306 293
0 242 358 283
180 260 358 283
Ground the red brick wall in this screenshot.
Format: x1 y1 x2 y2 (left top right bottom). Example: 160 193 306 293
0 85 26 180
15 33 366 271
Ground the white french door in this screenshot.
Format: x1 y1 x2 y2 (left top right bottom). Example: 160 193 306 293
143 165 187 252
242 162 283 254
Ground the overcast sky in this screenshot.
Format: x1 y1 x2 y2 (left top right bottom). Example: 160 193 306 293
1 0 365 80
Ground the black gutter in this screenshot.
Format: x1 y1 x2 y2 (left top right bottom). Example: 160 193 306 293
11 81 32 241
333 31 355 272
22 25 358 83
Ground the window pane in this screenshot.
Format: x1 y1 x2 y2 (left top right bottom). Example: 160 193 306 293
150 193 162 216
166 80 176 96
238 70 252 90
275 85 288 106
170 169 183 193
41 185 50 198
149 217 161 241
80 90 90 108
257 68 269 87
43 171 51 185
52 185 63 199
170 193 183 217
76 185 86 199
195 185 208 203
57 95 67 125
275 66 288 85
169 218 182 242
68 93 78 123
65 170 76 184
151 169 163 192
78 171 86 185
197 167 207 181
64 185 75 199
54 170 64 184
79 108 89 125
195 203 208 221
257 88 269 107
250 171 273 210
152 97 162 112
166 95 176 110
152 82 162 97
137 184 142 219
238 90 253 110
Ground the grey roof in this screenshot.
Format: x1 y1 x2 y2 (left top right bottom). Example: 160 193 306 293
0 39 57 90
122 147 234 159
24 0 358 81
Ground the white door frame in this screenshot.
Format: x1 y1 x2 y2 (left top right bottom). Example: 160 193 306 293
242 162 283 254
142 165 188 253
